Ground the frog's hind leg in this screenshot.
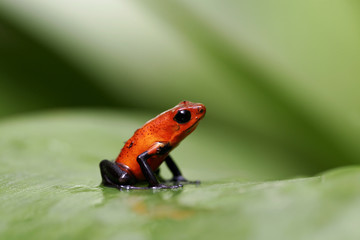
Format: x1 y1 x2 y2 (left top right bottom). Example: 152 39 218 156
99 160 135 190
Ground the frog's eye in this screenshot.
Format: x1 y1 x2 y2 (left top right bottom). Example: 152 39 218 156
174 110 191 124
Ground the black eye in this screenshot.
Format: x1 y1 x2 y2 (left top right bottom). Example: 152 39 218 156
174 110 191 124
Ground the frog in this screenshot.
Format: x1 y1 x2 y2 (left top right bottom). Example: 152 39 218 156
99 100 206 190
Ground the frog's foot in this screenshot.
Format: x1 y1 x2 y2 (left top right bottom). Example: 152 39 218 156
166 176 201 185
118 183 183 190
182 180 201 185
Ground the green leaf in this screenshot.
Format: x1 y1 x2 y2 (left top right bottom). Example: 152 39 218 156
1 112 360 240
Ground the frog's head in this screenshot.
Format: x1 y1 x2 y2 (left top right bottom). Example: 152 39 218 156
169 100 206 144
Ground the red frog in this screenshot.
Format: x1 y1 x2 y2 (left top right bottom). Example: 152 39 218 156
100 100 206 190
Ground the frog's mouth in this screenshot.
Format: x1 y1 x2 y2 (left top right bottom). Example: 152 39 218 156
185 121 200 134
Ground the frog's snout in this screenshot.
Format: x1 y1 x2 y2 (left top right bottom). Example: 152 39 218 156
196 104 206 118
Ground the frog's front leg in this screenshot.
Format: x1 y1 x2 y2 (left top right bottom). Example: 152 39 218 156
137 142 182 189
137 152 182 189
165 155 200 185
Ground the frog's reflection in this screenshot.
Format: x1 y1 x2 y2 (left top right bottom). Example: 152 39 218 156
98 185 196 220
99 184 183 204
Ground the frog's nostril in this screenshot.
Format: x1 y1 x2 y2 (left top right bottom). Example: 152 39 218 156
195 104 206 116
198 105 206 114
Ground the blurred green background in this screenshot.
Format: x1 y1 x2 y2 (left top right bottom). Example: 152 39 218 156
1 1 360 239
2 0 360 178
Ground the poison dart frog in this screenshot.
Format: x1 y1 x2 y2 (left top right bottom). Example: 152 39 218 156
99 100 206 190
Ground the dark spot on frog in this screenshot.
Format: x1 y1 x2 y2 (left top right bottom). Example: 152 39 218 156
127 141 133 149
